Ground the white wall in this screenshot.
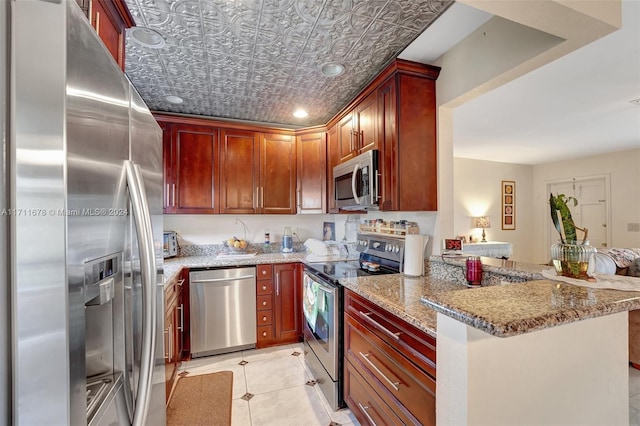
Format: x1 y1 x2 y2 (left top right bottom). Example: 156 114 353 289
453 158 534 262
531 148 640 263
164 211 438 251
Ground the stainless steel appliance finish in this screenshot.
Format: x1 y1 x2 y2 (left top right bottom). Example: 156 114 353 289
190 267 257 357
10 1 165 425
302 233 405 411
333 149 380 210
163 231 178 258
302 270 343 410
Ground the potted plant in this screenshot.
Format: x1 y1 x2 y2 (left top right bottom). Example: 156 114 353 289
549 193 595 279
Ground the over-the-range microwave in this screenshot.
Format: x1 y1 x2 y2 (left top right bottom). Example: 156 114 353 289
333 150 379 210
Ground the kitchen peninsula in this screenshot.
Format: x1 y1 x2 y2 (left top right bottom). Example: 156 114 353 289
339 256 640 426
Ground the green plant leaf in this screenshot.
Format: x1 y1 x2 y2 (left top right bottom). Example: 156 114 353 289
549 193 565 244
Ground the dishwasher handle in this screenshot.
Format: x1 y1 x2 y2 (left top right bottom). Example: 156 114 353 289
191 275 255 283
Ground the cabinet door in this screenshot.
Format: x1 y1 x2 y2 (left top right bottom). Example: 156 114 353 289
260 133 296 214
273 263 301 343
90 0 133 71
296 132 326 214
355 91 378 154
172 125 219 214
337 113 356 163
326 125 339 213
377 77 398 211
219 129 260 214
164 303 176 400
161 122 175 213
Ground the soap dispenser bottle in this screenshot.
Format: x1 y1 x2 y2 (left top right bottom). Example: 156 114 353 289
282 227 293 253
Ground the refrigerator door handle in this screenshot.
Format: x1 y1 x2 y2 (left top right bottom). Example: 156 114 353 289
125 160 157 426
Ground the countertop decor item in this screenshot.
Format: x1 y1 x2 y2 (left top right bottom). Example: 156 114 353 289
549 193 594 279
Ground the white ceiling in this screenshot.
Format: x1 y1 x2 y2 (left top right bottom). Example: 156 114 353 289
433 0 640 166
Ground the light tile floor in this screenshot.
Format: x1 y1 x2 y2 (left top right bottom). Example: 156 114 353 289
178 342 359 426
178 346 640 425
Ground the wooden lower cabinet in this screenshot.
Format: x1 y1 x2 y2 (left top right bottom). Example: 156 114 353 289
344 289 436 426
164 269 189 401
256 263 302 348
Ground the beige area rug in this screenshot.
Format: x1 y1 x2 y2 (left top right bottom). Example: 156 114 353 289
167 371 233 426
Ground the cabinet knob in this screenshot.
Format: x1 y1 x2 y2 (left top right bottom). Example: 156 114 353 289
262 301 267 306
261 270 266 275
262 331 267 337
262 285 267 291
262 316 267 322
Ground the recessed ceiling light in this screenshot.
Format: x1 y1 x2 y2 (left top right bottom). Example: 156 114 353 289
129 27 166 49
320 63 344 77
165 95 183 104
293 109 308 118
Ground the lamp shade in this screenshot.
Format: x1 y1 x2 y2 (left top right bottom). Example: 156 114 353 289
474 216 491 229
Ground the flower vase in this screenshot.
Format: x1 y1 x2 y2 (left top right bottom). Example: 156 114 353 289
551 240 596 280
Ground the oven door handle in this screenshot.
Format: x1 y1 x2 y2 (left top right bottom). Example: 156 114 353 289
316 285 334 294
351 163 361 205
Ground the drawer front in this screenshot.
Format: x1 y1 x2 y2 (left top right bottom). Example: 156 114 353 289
257 264 273 280
257 280 273 295
257 294 273 311
257 325 274 342
345 313 436 426
345 290 436 378
257 310 273 326
345 360 403 426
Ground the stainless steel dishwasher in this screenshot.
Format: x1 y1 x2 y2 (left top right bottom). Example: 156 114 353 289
189 267 257 357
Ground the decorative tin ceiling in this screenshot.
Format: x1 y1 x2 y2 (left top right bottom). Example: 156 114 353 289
123 0 453 127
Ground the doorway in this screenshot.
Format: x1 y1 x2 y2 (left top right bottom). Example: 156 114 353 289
547 176 610 258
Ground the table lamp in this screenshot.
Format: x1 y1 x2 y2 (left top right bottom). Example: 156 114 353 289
474 216 491 242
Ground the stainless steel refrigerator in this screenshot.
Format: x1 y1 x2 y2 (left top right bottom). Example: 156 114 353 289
3 1 166 424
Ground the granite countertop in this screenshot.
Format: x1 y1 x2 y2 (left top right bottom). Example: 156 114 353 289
342 263 640 339
163 252 355 286
421 279 640 337
339 274 465 339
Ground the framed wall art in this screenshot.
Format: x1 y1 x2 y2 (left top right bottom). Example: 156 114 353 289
502 180 516 230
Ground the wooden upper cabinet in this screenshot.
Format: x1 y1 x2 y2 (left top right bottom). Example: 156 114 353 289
164 124 219 214
219 129 260 214
326 125 339 214
89 0 134 71
296 132 326 214
355 91 378 153
337 113 356 163
378 70 438 212
260 133 296 214
337 91 379 164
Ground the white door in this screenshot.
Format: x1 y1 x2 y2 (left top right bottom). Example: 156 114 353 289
548 177 609 250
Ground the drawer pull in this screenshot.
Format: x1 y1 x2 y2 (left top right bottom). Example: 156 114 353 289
359 351 400 391
262 301 267 306
262 316 267 322
358 311 401 341
262 285 267 291
262 331 267 337
358 403 378 426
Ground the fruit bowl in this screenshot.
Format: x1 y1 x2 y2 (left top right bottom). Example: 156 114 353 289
224 237 249 253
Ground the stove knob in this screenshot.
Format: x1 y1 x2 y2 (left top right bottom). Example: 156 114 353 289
394 246 400 253
386 245 392 252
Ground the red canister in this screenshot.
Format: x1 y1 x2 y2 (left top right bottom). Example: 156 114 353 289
466 256 483 286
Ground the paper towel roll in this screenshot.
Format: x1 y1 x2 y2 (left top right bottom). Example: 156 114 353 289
403 234 429 276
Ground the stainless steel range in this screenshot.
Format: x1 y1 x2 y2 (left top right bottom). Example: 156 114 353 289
302 233 405 410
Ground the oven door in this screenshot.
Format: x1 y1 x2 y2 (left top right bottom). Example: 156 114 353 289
302 271 338 380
